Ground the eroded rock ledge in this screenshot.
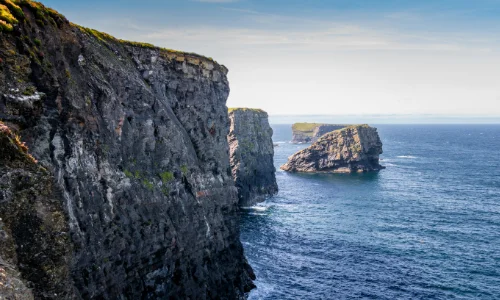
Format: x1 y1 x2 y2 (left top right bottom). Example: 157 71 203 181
228 108 278 206
281 125 385 173
291 123 347 144
0 1 254 298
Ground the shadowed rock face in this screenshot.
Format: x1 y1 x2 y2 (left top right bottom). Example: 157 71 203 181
0 122 73 299
291 123 347 143
228 108 278 206
0 1 254 298
281 125 385 173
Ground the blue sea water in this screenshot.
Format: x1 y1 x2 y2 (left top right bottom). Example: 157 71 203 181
240 124 500 299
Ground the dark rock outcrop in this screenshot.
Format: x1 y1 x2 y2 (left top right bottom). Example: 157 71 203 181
0 1 254 298
291 123 346 143
228 108 278 206
0 122 73 299
281 125 384 173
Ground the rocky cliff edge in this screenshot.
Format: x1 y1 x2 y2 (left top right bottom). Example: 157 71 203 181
0 1 254 298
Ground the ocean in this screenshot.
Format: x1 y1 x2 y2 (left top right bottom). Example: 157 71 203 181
240 124 500 299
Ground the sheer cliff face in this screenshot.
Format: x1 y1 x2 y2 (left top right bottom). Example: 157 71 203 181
0 122 73 299
291 123 346 144
0 1 254 298
228 109 278 206
281 125 384 173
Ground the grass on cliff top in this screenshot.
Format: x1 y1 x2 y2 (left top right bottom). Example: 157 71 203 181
0 0 66 31
338 124 370 131
228 107 267 114
0 1 20 31
0 0 219 64
292 123 326 132
292 122 354 133
74 25 217 64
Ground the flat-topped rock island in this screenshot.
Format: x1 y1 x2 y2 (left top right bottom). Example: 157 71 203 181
282 125 385 173
291 123 347 143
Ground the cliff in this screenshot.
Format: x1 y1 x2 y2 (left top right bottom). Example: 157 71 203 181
0 1 254 298
227 108 278 206
0 122 73 299
291 123 346 143
281 125 385 173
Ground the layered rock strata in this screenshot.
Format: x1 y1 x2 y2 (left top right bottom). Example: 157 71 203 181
281 125 384 173
0 1 254 298
291 123 346 143
228 108 278 206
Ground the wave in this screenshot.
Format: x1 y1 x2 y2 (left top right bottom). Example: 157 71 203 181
397 155 418 159
241 205 269 212
247 212 267 216
274 141 287 144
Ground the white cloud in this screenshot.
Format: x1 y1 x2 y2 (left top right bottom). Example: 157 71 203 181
72 8 500 116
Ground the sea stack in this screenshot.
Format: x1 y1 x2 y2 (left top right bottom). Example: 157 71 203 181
281 125 385 173
228 108 278 206
0 1 254 298
292 123 347 143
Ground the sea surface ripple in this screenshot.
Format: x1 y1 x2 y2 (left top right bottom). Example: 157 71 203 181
241 124 500 299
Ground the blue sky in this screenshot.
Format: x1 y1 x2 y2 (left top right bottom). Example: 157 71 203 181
41 0 500 117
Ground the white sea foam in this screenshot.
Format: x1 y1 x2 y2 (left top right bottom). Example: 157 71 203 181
241 205 269 212
248 212 267 216
397 155 418 159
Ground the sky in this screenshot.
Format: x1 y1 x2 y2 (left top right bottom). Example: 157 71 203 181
41 0 500 119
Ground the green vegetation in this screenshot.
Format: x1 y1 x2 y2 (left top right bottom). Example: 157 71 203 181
181 165 188 175
338 124 370 132
142 179 154 190
291 123 325 137
0 2 17 31
74 24 216 63
0 0 66 32
0 121 38 165
228 107 266 114
23 0 65 23
292 123 325 133
292 122 352 137
22 85 36 95
33 38 41 46
1 0 217 65
123 169 145 180
159 171 174 183
3 0 24 19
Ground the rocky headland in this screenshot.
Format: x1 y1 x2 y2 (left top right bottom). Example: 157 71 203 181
281 125 385 173
228 108 278 206
291 123 347 143
0 1 254 298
